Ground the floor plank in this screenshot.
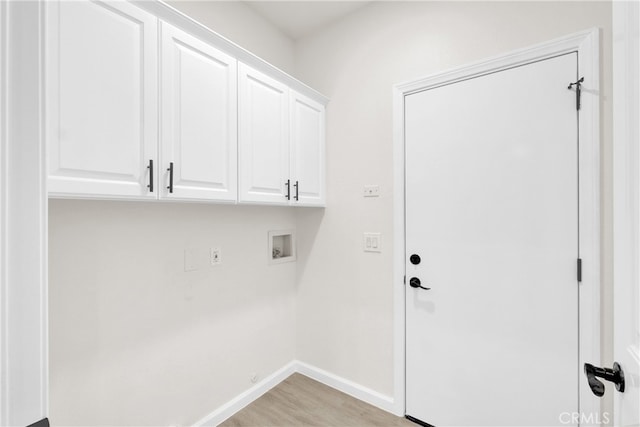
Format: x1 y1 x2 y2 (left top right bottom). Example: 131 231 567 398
219 373 415 427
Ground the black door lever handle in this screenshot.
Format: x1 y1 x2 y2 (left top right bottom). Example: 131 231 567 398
409 277 430 291
584 362 625 396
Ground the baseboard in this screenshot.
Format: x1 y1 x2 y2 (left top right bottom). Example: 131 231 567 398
191 361 297 427
192 360 398 427
294 361 397 415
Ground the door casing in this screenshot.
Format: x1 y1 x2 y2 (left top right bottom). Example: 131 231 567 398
612 2 640 425
392 28 601 419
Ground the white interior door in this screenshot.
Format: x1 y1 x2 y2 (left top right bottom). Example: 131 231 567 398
405 53 579 426
161 22 237 202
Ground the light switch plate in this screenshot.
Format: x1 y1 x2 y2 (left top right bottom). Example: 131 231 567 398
363 232 381 252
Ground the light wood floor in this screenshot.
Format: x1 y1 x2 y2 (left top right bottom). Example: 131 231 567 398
219 373 416 427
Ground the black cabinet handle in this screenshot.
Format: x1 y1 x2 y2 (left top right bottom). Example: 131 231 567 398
584 362 625 396
167 162 174 193
409 277 430 290
147 159 154 192
285 179 290 200
294 180 299 201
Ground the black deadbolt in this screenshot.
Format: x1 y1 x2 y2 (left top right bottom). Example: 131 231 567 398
410 254 421 265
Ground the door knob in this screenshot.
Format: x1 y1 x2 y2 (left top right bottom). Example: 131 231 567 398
584 362 625 396
409 277 430 290
410 254 421 265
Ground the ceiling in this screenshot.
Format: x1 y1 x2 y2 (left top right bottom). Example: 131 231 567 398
244 1 370 40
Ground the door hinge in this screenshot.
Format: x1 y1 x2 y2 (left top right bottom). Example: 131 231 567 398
568 77 584 111
577 258 582 282
403 275 406 285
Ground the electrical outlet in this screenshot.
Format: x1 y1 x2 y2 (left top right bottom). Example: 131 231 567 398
363 185 380 197
210 248 222 265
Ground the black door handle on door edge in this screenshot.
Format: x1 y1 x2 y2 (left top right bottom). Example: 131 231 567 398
285 179 290 200
584 362 625 396
409 277 430 290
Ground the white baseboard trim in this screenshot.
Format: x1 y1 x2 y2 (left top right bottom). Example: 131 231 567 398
192 361 297 427
294 361 397 415
192 360 398 427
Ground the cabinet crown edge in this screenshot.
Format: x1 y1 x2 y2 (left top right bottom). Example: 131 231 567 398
132 0 329 106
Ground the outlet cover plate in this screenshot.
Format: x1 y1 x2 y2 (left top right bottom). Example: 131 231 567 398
211 248 222 265
364 185 380 197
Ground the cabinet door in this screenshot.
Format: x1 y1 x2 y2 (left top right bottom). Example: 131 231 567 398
290 91 326 207
238 63 290 204
46 0 158 199
160 23 237 202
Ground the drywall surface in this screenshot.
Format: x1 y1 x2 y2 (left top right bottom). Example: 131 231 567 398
48 3 299 425
294 0 612 412
49 201 297 426
166 0 295 75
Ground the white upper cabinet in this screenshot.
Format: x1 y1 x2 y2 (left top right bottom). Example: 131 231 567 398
46 0 158 199
160 23 237 202
45 0 327 206
238 63 290 204
238 65 327 206
290 91 326 206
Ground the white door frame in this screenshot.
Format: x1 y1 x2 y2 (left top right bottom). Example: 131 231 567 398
0 1 6 420
392 28 601 419
1 1 49 425
612 1 640 425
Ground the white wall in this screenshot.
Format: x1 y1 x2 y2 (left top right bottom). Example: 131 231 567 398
49 202 297 426
166 1 295 75
49 1 616 425
48 3 297 425
294 0 613 411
